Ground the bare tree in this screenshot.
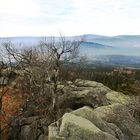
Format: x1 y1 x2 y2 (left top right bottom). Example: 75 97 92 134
39 35 82 121
4 35 83 123
5 46 51 114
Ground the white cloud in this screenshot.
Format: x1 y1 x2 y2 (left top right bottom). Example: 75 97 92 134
0 0 41 17
0 0 140 36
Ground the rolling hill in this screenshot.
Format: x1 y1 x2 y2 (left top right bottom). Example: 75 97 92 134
1 35 140 67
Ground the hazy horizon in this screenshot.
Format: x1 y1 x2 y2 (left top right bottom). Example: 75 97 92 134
1 34 140 38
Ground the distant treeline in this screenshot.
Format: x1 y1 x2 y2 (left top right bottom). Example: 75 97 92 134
61 63 140 95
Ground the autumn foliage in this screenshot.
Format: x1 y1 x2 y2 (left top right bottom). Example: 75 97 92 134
0 86 24 139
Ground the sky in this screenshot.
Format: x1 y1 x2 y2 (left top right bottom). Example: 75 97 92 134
0 0 140 37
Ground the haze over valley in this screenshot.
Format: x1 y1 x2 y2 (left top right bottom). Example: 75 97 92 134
1 34 140 67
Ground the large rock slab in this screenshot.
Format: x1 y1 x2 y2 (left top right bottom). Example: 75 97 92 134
57 79 132 121
48 79 139 140
106 91 131 105
49 113 118 140
8 80 139 140
48 104 140 140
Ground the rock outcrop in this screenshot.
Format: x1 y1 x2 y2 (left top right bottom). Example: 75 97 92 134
48 80 140 140
8 80 140 140
48 103 140 140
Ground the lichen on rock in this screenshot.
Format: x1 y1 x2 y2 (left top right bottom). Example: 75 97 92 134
8 80 140 140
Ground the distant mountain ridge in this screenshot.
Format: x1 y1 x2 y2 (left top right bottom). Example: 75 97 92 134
95 55 140 66
84 34 140 47
1 34 140 67
1 34 140 48
81 41 112 48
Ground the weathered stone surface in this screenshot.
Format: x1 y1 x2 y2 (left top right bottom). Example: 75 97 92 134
49 113 118 140
9 116 49 140
19 125 34 140
58 80 111 111
106 91 131 105
48 80 140 140
8 80 140 140
48 104 140 140
71 106 125 139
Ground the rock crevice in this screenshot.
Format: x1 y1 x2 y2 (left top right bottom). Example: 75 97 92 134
8 80 140 140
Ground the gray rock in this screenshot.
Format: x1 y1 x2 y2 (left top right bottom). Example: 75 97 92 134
48 103 140 140
49 113 118 140
19 125 33 140
8 80 140 140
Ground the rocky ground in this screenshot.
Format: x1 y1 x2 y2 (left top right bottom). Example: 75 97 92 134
8 80 140 140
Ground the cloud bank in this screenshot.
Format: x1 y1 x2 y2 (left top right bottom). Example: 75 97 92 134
0 0 140 36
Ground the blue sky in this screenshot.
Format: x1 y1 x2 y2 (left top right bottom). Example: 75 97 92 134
0 0 140 37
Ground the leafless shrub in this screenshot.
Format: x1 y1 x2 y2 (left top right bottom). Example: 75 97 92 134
4 35 83 123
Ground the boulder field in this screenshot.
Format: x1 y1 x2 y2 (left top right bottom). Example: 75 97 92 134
9 80 140 140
